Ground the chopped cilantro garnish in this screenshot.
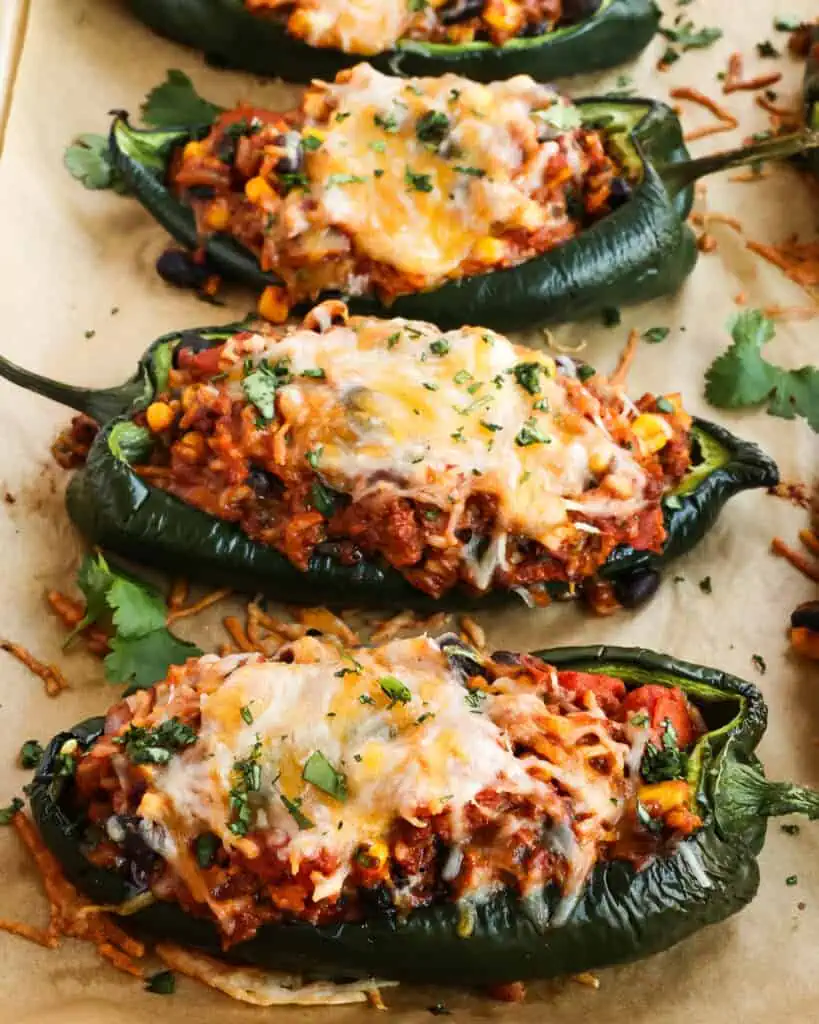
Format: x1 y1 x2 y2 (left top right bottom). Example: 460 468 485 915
480 421 502 432
513 361 549 395
751 654 767 675
306 445 324 470
641 719 688 783
280 794 314 830
534 104 582 132
699 576 713 594
430 338 450 356
756 40 779 58
301 133 323 151
309 481 337 517
303 751 348 802
194 832 220 868
369 140 387 153
405 167 434 193
577 364 596 382
228 739 262 836
0 797 23 825
774 15 802 31
464 689 486 711
453 165 486 177
656 396 674 414
301 367 326 379
326 173 368 187
643 326 670 344
18 740 44 770
146 970 176 995
386 331 401 348
423 382 439 391
515 418 550 447
115 718 197 766
379 675 412 706
660 21 722 49
279 171 310 191
374 110 400 133
240 703 254 725
416 110 450 147
359 693 377 705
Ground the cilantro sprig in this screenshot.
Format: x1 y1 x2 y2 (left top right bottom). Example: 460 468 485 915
704 310 819 432
71 553 202 692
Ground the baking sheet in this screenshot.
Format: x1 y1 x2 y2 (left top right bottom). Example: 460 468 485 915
0 0 817 1019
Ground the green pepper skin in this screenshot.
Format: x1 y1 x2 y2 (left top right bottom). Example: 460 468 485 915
0 324 779 611
29 645 819 985
804 25 819 176
125 0 660 83
109 98 699 332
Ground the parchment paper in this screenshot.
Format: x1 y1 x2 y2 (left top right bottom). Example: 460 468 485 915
0 1 817 1020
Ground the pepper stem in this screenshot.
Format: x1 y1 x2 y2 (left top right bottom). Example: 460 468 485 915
714 755 819 837
0 355 146 424
660 130 819 196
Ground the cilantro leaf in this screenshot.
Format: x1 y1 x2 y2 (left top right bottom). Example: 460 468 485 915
63 133 128 193
705 310 819 432
140 69 223 128
72 554 202 691
107 576 167 638
105 630 201 693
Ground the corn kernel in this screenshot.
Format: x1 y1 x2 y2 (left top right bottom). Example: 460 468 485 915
258 285 290 324
182 140 208 162
518 200 547 231
181 386 199 412
589 449 612 475
145 402 175 433
359 841 389 870
483 0 524 34
471 236 507 264
245 176 276 204
632 413 674 454
638 780 690 814
602 473 634 499
204 199 230 231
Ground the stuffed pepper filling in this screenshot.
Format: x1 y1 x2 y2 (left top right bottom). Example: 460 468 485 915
172 64 634 321
243 0 602 55
132 303 691 599
71 635 704 946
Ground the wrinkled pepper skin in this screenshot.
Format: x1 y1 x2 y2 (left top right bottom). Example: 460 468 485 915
125 0 660 83
109 98 700 332
0 324 778 610
30 645 819 985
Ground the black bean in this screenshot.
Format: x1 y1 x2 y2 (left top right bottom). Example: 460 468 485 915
608 176 632 210
186 184 217 200
791 600 819 632
438 0 484 25
490 650 521 665
612 569 661 609
521 19 548 37
156 248 212 291
110 814 160 889
558 0 603 26
247 466 284 499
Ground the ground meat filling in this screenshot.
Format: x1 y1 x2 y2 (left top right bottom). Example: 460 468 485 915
71 640 704 948
131 309 691 599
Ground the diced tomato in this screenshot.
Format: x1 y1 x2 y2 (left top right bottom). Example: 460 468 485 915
178 345 223 377
557 670 626 712
624 684 696 748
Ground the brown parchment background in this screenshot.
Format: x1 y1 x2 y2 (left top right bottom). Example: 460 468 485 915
0 0 817 1020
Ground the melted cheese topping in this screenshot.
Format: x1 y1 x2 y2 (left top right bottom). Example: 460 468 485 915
218 313 651 564
140 637 632 908
302 65 582 278
287 0 411 54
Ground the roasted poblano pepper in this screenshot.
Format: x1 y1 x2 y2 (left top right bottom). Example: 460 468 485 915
28 643 819 984
125 0 659 83
0 325 778 610
108 99 817 332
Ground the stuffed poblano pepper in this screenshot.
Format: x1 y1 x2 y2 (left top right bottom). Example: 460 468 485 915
28 636 819 985
108 66 818 331
0 302 778 610
125 0 659 83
